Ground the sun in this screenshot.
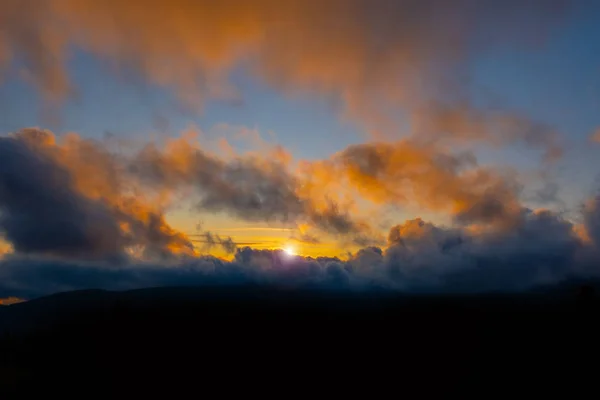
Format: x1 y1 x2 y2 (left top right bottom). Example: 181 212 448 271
283 245 296 256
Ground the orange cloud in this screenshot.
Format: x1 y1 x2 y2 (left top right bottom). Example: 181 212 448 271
412 104 564 162
0 0 568 155
590 128 600 143
0 239 12 258
298 140 523 230
128 129 533 239
0 296 25 305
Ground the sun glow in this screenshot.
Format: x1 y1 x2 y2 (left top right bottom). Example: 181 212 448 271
283 245 296 256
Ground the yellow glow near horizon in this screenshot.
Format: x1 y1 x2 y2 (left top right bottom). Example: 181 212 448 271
167 209 363 260
193 230 359 260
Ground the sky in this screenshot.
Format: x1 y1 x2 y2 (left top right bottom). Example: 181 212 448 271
1 0 600 299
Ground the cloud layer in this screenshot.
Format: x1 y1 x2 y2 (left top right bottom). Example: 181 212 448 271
2 204 600 299
0 128 599 299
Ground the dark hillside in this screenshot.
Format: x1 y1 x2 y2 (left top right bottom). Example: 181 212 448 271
1 284 599 397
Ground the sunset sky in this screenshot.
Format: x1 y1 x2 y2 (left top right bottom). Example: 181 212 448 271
1 0 600 298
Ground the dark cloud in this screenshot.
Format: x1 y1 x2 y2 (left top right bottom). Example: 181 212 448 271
0 134 125 260
447 209 582 291
0 129 196 261
525 181 562 206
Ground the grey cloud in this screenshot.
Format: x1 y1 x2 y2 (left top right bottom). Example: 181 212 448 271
454 192 516 227
193 231 238 254
524 181 562 206
290 234 321 245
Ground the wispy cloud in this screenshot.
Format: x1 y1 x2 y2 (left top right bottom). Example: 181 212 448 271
0 0 570 158
197 227 295 232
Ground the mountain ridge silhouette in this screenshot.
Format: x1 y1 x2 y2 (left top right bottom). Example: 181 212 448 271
1 281 599 396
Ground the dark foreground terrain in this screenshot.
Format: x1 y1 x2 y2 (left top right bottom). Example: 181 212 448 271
1 283 599 397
